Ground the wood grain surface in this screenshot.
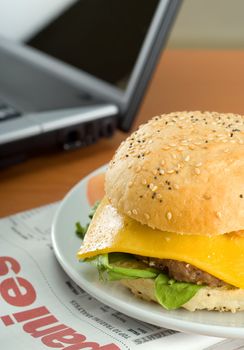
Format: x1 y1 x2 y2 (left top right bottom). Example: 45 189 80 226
1 50 244 217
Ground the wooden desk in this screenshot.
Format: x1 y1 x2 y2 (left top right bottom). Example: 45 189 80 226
1 50 244 217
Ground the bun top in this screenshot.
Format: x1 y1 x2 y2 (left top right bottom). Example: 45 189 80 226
105 111 244 236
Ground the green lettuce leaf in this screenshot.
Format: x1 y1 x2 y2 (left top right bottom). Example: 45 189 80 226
75 201 100 239
75 222 89 239
85 253 203 309
86 253 160 281
155 273 202 310
88 200 100 219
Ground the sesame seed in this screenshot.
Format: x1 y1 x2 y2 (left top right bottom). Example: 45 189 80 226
172 154 177 159
142 179 147 185
128 181 133 187
162 146 170 150
181 140 189 145
152 185 158 192
159 169 165 175
166 212 172 220
127 210 132 215
156 193 162 199
144 213 150 220
132 209 138 215
195 162 202 167
204 194 212 200
216 211 222 219
194 168 201 175
184 155 190 162
167 169 175 174
173 183 180 190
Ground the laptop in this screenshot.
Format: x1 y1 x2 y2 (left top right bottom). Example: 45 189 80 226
0 0 181 167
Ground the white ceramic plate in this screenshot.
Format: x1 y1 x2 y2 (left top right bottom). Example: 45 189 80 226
52 165 244 339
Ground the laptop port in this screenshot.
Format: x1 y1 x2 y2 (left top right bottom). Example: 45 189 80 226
100 120 116 137
63 130 82 150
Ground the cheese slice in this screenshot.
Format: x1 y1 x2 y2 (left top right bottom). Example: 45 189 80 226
77 198 244 289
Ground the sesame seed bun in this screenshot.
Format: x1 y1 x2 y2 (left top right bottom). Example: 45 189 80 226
105 111 244 236
121 278 244 312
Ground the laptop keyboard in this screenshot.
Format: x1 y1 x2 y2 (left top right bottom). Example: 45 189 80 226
0 97 22 122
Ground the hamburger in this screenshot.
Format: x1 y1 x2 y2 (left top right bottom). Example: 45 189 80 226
77 111 244 312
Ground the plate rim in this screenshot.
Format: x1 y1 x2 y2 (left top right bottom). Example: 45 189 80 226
51 165 244 339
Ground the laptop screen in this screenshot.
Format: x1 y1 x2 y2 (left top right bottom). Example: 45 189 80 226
26 0 160 90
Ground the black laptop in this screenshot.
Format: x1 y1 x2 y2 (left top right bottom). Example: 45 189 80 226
0 0 181 167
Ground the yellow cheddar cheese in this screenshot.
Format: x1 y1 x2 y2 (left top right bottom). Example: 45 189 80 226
77 198 244 289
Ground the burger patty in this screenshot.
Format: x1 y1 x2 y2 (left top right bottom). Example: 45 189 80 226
137 256 227 287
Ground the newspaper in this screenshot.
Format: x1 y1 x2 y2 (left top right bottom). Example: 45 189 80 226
0 203 235 350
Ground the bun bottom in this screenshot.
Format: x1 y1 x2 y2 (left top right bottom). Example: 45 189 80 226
121 279 244 312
